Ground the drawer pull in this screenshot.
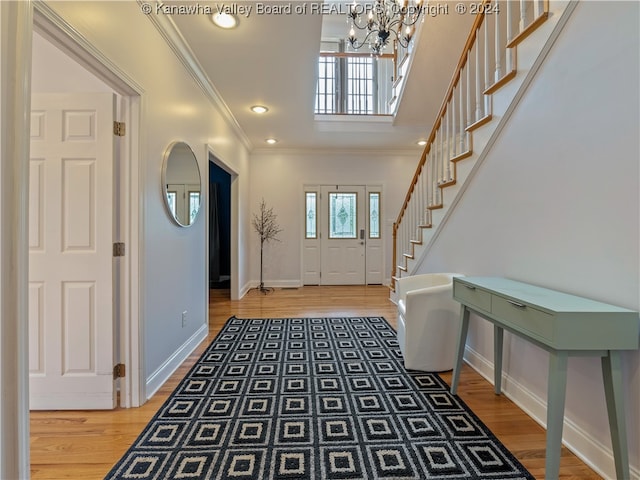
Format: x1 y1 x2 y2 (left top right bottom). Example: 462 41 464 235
464 285 476 290
507 300 527 309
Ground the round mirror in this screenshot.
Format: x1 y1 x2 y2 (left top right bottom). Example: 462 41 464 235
162 141 202 227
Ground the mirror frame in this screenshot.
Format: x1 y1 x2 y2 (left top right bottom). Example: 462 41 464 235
161 141 202 227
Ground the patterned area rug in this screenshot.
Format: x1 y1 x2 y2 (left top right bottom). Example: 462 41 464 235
105 317 534 479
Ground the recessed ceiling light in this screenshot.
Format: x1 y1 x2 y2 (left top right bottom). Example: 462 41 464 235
417 140 427 146
251 105 269 114
265 138 278 145
212 12 237 29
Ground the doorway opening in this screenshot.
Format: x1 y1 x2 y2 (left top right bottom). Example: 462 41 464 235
209 160 231 290
32 5 144 408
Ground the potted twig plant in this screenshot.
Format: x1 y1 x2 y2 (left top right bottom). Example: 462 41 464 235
251 198 283 294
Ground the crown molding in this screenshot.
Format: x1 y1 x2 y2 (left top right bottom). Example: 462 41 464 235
33 1 144 96
250 146 421 157
137 0 252 151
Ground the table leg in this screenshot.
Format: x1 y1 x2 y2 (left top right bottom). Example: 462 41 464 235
601 351 630 480
450 305 470 395
494 325 503 395
546 350 568 479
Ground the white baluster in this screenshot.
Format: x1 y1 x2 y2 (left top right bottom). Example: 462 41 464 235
430 149 437 205
439 125 444 184
411 179 416 232
534 0 542 19
466 51 472 128
494 3 502 81
483 16 491 113
444 102 455 178
506 0 513 71
459 73 466 152
417 168 423 225
451 94 457 158
519 0 528 33
445 107 450 180
420 167 426 223
474 41 482 121
409 187 414 240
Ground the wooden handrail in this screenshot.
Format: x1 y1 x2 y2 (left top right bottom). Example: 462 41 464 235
395 0 491 227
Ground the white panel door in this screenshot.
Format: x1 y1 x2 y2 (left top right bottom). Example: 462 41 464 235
320 185 365 285
29 93 116 409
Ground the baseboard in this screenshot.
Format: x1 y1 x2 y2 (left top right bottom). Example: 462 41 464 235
145 323 208 400
30 390 116 410
244 280 302 293
462 345 638 480
239 281 253 299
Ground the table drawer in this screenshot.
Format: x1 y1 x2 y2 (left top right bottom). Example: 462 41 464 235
454 282 492 312
492 296 554 342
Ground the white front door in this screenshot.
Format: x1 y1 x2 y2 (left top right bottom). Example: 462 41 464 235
320 185 366 285
29 93 117 409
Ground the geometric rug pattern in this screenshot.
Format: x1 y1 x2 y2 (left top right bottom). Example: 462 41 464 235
105 316 534 479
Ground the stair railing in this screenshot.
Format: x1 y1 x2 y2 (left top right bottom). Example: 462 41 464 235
392 0 549 287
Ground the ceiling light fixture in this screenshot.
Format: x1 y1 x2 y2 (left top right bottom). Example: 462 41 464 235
251 105 269 114
348 0 425 55
417 140 427 146
212 11 238 29
265 138 278 145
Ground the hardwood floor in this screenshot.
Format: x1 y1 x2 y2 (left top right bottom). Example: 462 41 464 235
30 286 602 479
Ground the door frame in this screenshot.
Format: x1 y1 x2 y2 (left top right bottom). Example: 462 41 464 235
33 3 145 408
302 183 384 286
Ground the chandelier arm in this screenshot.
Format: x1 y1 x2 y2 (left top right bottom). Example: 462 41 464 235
349 29 382 50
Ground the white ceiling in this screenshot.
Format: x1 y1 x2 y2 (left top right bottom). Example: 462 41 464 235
166 1 475 153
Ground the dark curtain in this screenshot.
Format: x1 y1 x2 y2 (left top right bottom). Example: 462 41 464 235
209 182 220 286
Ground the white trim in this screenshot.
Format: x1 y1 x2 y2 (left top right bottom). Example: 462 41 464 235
251 146 420 157
33 2 144 96
120 95 143 407
32 2 146 407
239 281 254 299
247 280 303 290
145 323 208 399
0 1 33 477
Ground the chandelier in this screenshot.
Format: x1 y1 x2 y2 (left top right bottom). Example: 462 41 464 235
347 0 425 55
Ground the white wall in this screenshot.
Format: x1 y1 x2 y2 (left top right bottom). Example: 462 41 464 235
31 32 112 93
46 2 251 391
248 150 419 287
416 2 639 478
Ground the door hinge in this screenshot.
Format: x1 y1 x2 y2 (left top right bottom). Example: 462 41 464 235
113 121 126 137
113 242 126 257
113 363 126 379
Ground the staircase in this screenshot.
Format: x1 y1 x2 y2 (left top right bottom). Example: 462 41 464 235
391 0 576 298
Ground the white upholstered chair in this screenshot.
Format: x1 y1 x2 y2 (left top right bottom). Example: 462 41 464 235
396 273 465 372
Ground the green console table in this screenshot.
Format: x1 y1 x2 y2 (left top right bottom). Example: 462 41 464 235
450 276 639 480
